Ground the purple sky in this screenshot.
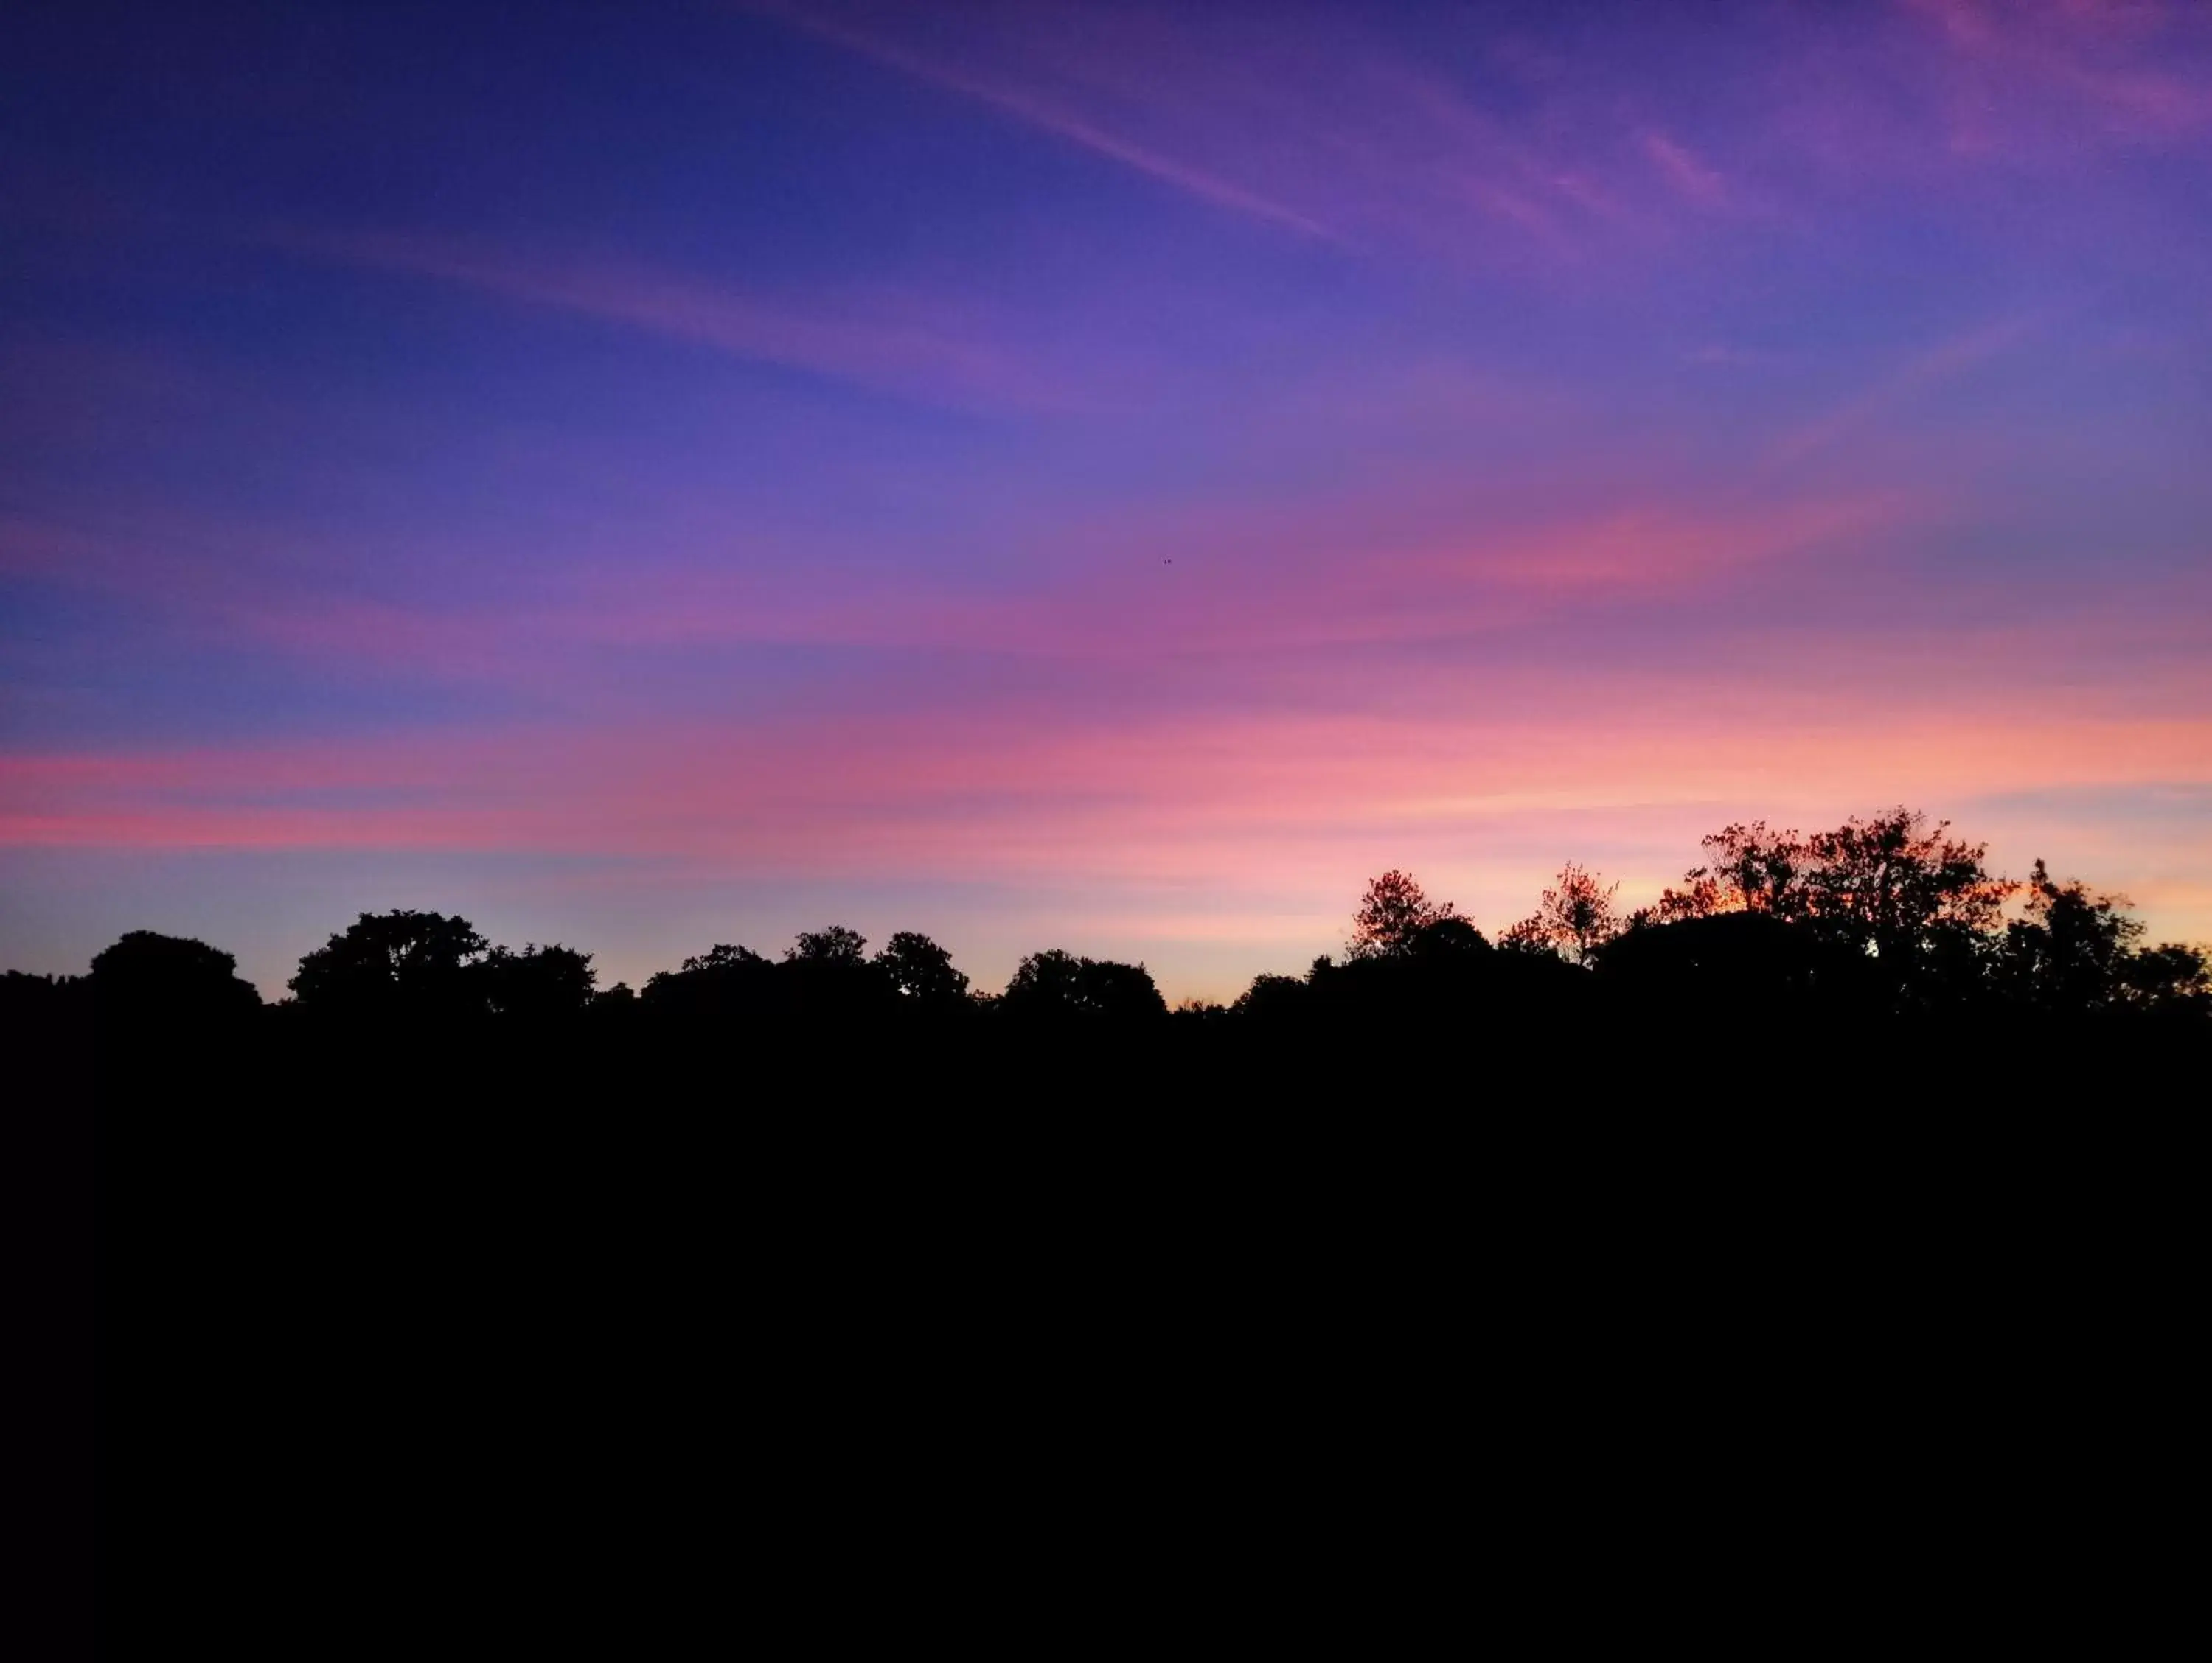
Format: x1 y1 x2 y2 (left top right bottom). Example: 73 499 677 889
4 0 2210 998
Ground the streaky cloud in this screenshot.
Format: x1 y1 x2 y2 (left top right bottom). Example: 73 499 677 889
278 228 1089 413
1769 317 2042 464
745 1 1341 241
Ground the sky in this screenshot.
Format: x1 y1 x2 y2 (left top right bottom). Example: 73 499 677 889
4 0 2210 1000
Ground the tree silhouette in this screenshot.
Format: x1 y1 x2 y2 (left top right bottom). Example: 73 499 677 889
679 944 765 974
1002 949 1084 1009
1997 861 2139 1011
91 930 261 1029
1231 972 1310 1021
476 943 597 1020
1002 950 1166 1019
2119 942 2211 1017
641 941 771 1020
1801 810 2011 969
1077 958 1167 1019
1997 860 2212 1017
1649 809 2012 1004
787 926 868 965
1596 909 1873 1025
1659 822 1804 920
874 931 970 1004
290 910 488 1017
1347 871 1458 959
1407 916 1491 958
1504 864 1621 966
776 924 894 1022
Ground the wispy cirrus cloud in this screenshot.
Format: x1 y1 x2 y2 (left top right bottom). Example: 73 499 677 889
1769 316 2042 464
748 0 2212 279
744 1 1700 268
1640 130 1733 212
212 484 1915 685
746 1 1338 241
1905 0 2212 146
280 228 1096 413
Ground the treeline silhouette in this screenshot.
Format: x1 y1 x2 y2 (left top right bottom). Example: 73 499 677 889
11 806 2206 1109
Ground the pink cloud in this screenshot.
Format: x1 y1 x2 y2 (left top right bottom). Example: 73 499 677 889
1641 130 1733 211
13 602 2211 982
104 478 1917 706
10 644 2206 865
448 485 1913 671
1902 0 2212 157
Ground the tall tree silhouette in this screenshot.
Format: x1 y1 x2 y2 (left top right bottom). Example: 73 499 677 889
1503 864 1621 965
1997 861 2211 1017
1658 822 1804 919
1347 871 1458 960
1997 860 2140 1012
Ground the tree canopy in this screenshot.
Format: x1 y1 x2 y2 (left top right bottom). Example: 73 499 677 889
91 930 261 1022
1001 949 1167 1020
875 931 970 1004
477 944 597 1021
290 910 490 1016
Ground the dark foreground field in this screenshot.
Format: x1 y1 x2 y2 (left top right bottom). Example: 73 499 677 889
10 893 2202 1655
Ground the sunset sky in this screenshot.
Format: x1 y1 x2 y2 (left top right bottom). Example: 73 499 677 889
5 0 2210 999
